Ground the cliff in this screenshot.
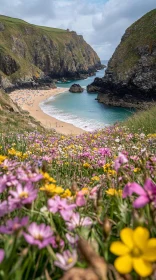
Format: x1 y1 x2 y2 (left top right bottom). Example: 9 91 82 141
0 90 44 132
0 15 102 91
87 9 156 109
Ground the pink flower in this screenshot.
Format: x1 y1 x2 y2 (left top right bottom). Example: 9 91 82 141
48 196 76 221
76 191 86 207
0 216 29 234
66 233 79 245
66 212 93 230
114 152 128 171
0 249 5 263
23 222 54 249
123 178 156 208
89 186 99 200
54 250 77 270
98 148 111 156
9 182 38 206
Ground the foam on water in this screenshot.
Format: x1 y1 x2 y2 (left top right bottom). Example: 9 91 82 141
40 97 107 131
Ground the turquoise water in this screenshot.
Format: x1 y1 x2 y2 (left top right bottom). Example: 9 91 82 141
40 61 133 131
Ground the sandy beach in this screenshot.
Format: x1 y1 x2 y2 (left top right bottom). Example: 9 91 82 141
9 88 84 135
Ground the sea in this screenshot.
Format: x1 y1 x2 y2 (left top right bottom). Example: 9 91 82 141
40 60 134 132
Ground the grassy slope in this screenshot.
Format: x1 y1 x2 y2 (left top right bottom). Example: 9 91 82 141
0 15 99 82
122 105 156 134
109 9 156 79
0 90 45 133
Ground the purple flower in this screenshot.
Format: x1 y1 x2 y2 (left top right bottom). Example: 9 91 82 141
9 182 38 206
0 174 18 193
51 236 65 249
98 148 111 156
114 152 128 171
16 168 43 182
66 212 93 230
66 233 79 246
23 222 54 249
54 250 77 270
0 216 29 234
0 249 5 263
0 200 16 217
48 196 76 221
123 178 156 208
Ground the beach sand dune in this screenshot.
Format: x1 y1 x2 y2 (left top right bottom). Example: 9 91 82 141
10 88 84 135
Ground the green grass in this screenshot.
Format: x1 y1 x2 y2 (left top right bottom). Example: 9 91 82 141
109 9 156 80
122 105 156 134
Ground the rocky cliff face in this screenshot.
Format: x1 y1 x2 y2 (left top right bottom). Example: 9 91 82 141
87 9 156 109
0 15 102 91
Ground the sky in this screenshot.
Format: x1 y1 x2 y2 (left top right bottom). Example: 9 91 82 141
0 0 155 59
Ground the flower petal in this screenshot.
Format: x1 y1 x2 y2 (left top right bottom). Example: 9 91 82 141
143 248 156 262
133 227 149 251
133 258 153 277
110 241 130 256
143 239 156 261
133 196 149 208
123 182 146 198
114 255 132 274
147 238 156 248
144 178 156 192
120 228 134 250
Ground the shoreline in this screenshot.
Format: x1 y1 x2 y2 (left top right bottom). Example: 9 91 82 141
9 88 85 135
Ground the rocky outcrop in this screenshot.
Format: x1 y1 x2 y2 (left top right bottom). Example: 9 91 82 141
69 84 84 93
88 9 156 109
0 15 102 91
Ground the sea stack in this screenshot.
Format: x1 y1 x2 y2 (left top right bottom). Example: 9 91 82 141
69 84 84 93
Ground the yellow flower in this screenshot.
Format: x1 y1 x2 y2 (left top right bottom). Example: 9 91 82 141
61 189 72 198
106 188 122 196
40 184 64 196
91 176 100 181
147 133 156 138
107 169 117 176
40 184 56 193
0 155 7 164
103 163 111 172
83 163 91 168
81 187 89 195
110 227 156 277
133 168 141 173
41 172 56 183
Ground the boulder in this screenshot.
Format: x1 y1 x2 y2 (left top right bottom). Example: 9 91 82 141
69 84 84 93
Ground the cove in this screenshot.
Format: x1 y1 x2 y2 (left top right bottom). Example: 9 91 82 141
40 61 134 132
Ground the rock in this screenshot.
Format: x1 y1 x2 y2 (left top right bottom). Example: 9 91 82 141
69 84 84 93
0 22 5 31
88 10 156 109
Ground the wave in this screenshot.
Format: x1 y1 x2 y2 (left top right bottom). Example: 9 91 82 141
40 101 107 132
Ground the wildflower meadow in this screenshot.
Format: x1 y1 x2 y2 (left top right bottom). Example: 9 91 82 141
0 125 156 279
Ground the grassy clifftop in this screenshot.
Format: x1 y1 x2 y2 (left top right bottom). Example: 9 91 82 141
0 15 101 89
109 9 156 78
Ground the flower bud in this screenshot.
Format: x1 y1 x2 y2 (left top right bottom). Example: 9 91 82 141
103 218 111 238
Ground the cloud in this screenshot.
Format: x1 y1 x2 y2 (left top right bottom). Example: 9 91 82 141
0 0 155 59
90 0 156 58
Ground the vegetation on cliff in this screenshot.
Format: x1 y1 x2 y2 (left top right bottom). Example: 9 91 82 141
0 90 44 132
88 9 156 108
0 15 101 90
